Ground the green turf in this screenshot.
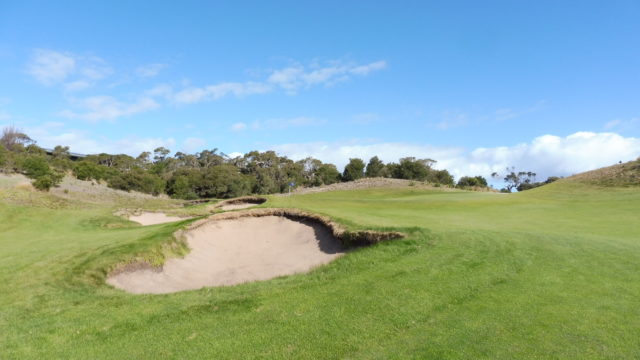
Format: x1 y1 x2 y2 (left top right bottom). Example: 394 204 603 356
1 180 639 359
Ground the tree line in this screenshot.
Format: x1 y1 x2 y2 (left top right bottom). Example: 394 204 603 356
1 126 495 197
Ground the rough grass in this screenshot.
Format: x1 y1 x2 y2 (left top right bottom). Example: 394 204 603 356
1 176 639 359
566 158 640 187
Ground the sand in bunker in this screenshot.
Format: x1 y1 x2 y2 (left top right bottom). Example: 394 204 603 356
128 212 185 226
107 216 344 294
219 203 258 211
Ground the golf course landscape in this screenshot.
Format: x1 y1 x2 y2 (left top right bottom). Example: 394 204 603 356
1 161 639 359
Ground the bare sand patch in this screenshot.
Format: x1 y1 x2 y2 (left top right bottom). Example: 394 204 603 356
219 202 258 211
107 215 344 294
211 196 267 211
128 212 186 226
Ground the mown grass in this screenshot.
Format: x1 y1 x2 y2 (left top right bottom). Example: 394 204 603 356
1 180 639 359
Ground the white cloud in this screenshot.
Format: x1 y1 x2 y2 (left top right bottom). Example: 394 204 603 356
22 124 176 155
227 152 244 158
172 82 272 104
27 49 76 85
604 118 639 131
26 49 113 91
267 60 387 94
182 137 206 152
271 132 640 181
136 63 167 78
231 122 247 131
350 60 387 75
59 95 160 122
165 59 387 104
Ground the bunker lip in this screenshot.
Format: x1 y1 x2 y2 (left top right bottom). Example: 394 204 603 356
107 208 404 294
214 196 267 211
117 210 191 226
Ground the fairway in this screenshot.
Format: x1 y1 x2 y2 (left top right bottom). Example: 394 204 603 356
1 180 639 359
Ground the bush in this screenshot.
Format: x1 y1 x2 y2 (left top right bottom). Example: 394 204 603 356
198 165 252 198
166 170 199 199
32 175 55 191
342 158 365 182
457 176 488 188
427 169 455 186
22 156 51 179
73 161 108 181
108 170 165 195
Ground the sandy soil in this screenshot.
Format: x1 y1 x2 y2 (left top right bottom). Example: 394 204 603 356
107 216 344 294
128 212 187 226
219 203 258 211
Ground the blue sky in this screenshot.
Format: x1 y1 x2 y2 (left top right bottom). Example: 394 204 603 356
1 1 639 180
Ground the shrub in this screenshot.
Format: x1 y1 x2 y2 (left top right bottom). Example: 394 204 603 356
22 156 50 179
73 161 108 181
342 158 365 181
108 170 165 195
457 176 488 188
427 169 455 186
32 175 55 191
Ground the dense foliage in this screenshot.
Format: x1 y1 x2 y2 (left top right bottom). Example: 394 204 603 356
1 127 471 197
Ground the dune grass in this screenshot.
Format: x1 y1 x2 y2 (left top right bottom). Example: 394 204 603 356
1 180 639 359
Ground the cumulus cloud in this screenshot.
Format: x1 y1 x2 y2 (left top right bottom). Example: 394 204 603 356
271 132 640 181
167 59 387 103
267 60 387 94
26 49 112 90
26 49 76 85
172 82 272 104
136 63 167 78
22 125 176 155
59 95 160 122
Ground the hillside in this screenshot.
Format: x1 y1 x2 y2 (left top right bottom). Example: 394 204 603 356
564 158 640 187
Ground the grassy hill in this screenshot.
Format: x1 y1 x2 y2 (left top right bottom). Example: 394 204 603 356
564 157 640 187
1 168 639 359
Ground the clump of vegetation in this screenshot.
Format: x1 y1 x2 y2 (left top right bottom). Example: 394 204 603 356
456 175 488 189
1 126 468 198
492 167 561 192
567 158 640 187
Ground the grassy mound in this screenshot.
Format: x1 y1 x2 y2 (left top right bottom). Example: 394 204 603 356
564 158 640 187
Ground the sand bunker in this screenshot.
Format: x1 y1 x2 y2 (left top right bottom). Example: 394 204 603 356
107 215 344 294
128 212 187 226
214 196 267 211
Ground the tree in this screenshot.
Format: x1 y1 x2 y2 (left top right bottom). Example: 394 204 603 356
457 175 488 188
22 156 51 179
342 158 365 181
153 147 170 163
427 169 454 186
1 126 34 151
390 157 433 181
316 164 341 185
365 156 385 177
495 167 538 192
52 145 70 158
